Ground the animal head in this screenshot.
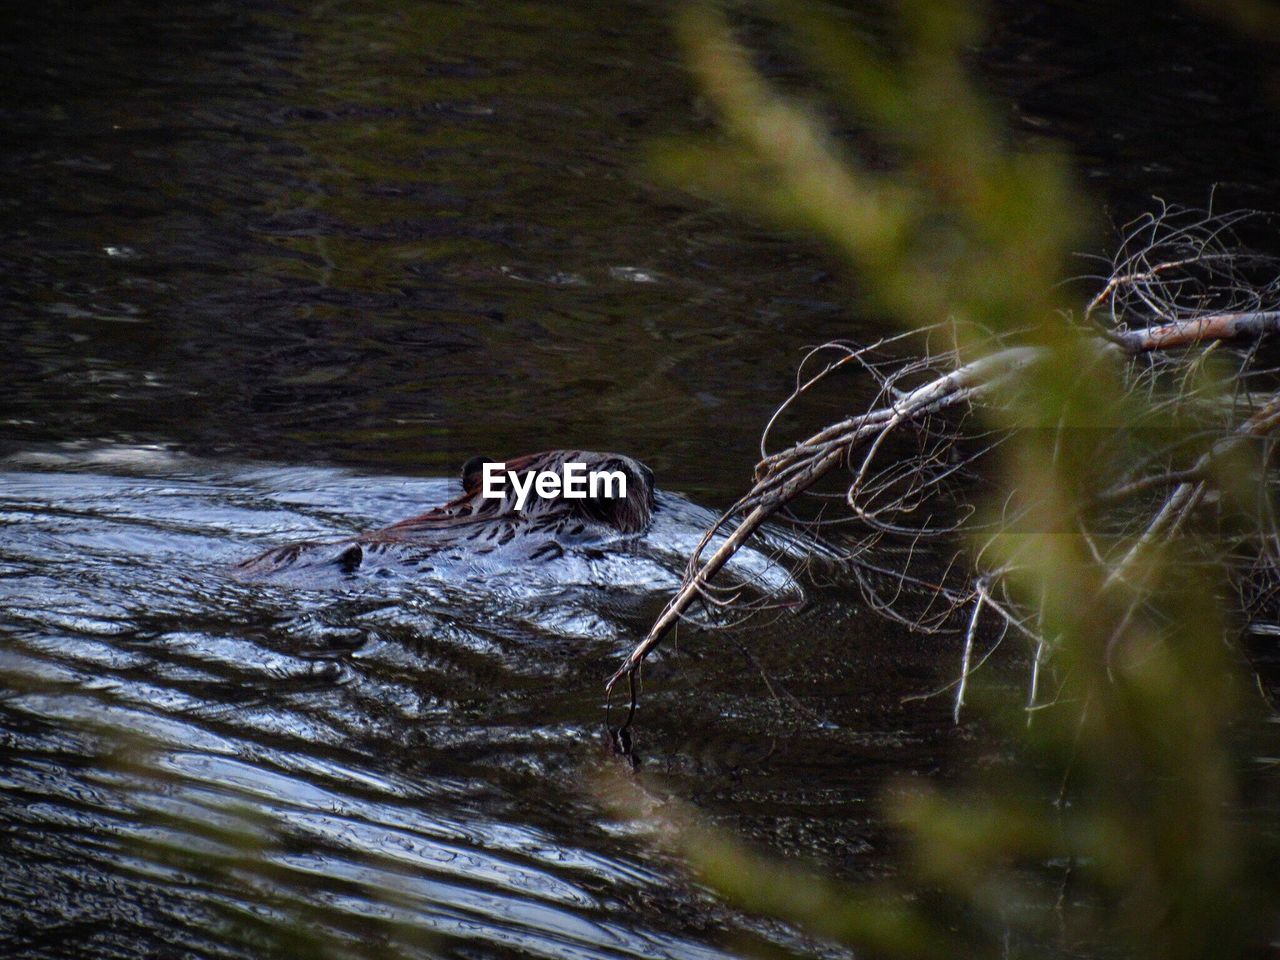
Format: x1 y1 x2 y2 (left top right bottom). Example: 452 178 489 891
380 450 656 538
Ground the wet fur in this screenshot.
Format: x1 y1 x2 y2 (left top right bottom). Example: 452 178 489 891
235 450 656 578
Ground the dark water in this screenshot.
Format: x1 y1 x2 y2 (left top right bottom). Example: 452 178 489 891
1 450 906 959
3 1 1280 957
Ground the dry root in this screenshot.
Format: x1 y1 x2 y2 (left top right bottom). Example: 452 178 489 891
609 205 1280 718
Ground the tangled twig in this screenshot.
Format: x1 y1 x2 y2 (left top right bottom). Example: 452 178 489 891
608 206 1280 716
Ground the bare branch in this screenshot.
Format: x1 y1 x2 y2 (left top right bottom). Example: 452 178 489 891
609 207 1280 716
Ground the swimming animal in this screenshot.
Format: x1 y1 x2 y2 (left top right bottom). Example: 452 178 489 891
235 450 655 578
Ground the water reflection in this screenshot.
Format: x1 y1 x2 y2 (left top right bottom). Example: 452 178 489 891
5 0 1280 955
0 447 961 956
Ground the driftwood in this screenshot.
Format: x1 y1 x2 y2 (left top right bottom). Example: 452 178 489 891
1106 311 1280 352
608 346 1040 686
608 206 1280 713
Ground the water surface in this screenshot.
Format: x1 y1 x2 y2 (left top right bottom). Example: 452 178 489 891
0 447 960 958
4 0 1280 956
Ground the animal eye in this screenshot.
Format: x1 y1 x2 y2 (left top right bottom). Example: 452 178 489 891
461 455 490 492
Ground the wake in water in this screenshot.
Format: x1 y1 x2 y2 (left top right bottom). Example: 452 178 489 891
3 444 825 620
0 444 857 960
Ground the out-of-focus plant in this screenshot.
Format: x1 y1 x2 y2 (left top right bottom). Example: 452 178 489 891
1184 0 1280 40
605 2 1280 957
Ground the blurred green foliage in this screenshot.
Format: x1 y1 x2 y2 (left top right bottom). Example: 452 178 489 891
622 2 1280 957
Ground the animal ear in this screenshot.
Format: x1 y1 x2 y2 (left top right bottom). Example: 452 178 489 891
461 456 490 495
